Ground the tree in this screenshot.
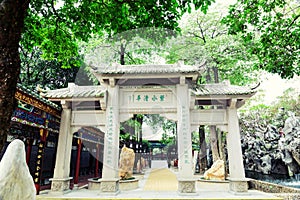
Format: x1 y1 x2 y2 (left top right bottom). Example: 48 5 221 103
163 3 259 172
83 31 169 67
222 0 300 79
0 0 29 152
19 47 92 90
0 0 215 152
165 3 259 85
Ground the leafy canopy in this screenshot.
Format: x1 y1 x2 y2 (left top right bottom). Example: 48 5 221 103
21 0 215 68
222 0 300 79
164 3 259 85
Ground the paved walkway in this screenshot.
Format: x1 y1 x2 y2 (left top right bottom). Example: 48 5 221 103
37 168 282 200
143 168 178 191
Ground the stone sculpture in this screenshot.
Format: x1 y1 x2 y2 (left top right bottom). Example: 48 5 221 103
119 145 135 180
0 139 36 200
204 159 225 180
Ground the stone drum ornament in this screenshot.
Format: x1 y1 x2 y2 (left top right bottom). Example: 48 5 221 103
0 139 36 200
119 145 135 180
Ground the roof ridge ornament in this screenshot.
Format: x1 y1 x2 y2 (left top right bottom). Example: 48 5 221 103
68 83 76 93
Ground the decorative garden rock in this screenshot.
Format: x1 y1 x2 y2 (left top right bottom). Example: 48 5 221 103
241 111 300 176
119 145 135 180
204 159 225 181
0 139 36 200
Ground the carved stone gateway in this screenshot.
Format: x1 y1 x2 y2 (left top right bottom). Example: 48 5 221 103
43 62 256 195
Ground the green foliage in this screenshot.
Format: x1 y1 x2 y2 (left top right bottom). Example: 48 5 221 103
240 87 300 131
164 3 259 85
22 0 215 68
83 31 168 66
160 133 176 146
143 114 176 145
19 47 93 89
222 0 300 79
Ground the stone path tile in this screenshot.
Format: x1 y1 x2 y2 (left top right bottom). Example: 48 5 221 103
143 168 178 191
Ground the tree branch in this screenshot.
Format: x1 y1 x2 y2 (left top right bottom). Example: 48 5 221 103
196 16 206 43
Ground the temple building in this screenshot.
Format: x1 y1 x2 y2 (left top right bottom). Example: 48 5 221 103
0 84 101 194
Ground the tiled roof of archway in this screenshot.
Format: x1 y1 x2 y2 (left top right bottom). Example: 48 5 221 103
192 83 256 96
41 84 106 99
42 83 255 100
93 63 204 74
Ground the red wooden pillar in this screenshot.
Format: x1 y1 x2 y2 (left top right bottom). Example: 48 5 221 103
26 138 33 165
74 138 82 185
95 144 100 177
34 125 48 195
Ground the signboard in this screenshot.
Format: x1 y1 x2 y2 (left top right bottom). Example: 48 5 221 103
120 87 177 111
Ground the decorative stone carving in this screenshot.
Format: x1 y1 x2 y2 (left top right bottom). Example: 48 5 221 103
0 139 36 200
178 181 196 193
50 177 72 193
229 180 248 193
203 159 225 181
119 145 135 180
100 180 119 193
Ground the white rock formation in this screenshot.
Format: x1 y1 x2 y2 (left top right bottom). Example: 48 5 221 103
119 145 135 180
0 139 36 200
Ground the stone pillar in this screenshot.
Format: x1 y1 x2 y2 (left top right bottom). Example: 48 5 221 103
226 107 248 193
176 84 196 195
100 85 120 195
50 102 73 194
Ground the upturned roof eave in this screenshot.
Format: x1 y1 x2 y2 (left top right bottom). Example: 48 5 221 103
193 93 256 100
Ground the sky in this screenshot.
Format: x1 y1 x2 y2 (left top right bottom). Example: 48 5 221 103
258 73 300 105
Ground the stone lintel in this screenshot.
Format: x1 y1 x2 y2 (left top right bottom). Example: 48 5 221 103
99 178 120 195
228 178 249 194
49 177 73 195
177 178 197 195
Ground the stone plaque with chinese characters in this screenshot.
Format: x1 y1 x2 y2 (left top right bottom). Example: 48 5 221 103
120 87 177 110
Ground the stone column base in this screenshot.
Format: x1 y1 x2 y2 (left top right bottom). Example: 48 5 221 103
178 179 197 195
49 177 73 195
99 178 120 195
228 178 249 194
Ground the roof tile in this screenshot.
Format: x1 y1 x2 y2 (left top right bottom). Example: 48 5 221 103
192 84 255 96
16 84 61 111
42 85 106 99
93 62 204 74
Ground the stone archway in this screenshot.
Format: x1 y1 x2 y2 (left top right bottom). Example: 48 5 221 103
43 62 256 195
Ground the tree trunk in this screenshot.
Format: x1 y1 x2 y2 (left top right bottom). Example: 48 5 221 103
212 66 219 83
210 125 220 162
0 0 29 153
120 43 125 65
199 125 207 173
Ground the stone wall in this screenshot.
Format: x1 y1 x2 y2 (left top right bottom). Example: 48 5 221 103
248 179 300 200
